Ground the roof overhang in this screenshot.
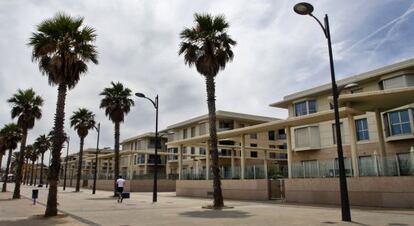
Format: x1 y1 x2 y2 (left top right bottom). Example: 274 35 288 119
333 87 414 112
166 107 363 146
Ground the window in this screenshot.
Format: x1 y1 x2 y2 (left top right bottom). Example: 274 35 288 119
268 131 275 140
219 121 233 129
332 123 344 144
239 123 245 128
250 133 257 139
397 153 413 176
250 151 258 158
199 147 206 155
355 118 369 141
250 143 257 147
381 75 407 90
199 123 207 135
190 147 195 155
387 109 412 136
278 144 287 150
269 145 276 149
191 127 196 137
294 100 317 116
183 129 187 139
358 155 377 176
269 153 277 159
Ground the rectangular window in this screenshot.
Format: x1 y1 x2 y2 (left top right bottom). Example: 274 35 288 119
199 123 207 135
250 133 257 139
397 153 412 176
294 100 317 116
355 118 369 141
199 147 206 155
268 131 275 140
332 123 344 144
191 127 196 137
269 145 276 149
302 160 318 178
190 147 195 155
183 129 187 139
294 127 310 148
381 75 406 90
269 153 277 159
250 143 257 147
250 151 258 158
387 109 412 136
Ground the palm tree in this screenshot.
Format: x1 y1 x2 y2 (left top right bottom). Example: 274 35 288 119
27 145 38 185
70 108 96 192
23 147 33 184
100 82 134 195
178 13 236 208
0 137 5 175
34 135 51 186
0 123 22 192
8 89 43 198
29 12 98 217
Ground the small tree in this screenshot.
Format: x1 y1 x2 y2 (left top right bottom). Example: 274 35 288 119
0 123 22 192
34 135 51 186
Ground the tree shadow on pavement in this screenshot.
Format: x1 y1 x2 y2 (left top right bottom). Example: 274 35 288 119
179 210 252 219
0 215 73 226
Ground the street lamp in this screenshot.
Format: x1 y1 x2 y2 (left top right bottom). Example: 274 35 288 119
92 122 101 194
135 92 159 203
293 2 351 222
63 136 70 191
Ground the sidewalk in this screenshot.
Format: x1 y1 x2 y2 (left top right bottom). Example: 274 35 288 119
1 183 413 226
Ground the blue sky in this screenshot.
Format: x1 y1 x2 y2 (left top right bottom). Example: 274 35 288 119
0 0 413 165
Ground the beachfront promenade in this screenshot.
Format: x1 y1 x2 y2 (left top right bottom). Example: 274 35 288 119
0 183 413 226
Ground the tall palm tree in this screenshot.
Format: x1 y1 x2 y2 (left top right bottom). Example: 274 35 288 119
179 13 236 208
8 89 43 198
34 134 51 186
0 137 5 175
23 147 33 185
100 82 134 195
27 145 38 185
29 12 98 216
70 108 96 192
0 123 22 192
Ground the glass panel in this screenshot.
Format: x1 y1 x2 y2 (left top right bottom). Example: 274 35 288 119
402 123 412 133
303 160 318 178
391 124 402 135
359 156 377 176
308 100 317 114
295 127 310 148
389 112 400 124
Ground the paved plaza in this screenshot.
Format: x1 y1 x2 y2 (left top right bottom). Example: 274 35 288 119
0 183 413 226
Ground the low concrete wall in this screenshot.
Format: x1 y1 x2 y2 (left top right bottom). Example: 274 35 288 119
176 179 270 201
285 177 414 208
59 179 176 192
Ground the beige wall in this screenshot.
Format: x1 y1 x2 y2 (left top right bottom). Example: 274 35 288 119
176 179 271 200
285 177 414 208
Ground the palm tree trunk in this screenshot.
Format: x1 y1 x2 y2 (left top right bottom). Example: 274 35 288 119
30 160 35 185
75 137 85 192
39 153 44 185
1 149 13 192
12 127 28 199
205 75 224 208
45 84 67 217
0 154 3 175
113 122 120 196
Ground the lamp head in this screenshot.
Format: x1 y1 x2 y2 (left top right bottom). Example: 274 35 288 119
294 2 314 15
135 92 146 98
343 83 360 90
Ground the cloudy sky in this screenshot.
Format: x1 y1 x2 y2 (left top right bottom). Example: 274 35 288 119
1 0 413 165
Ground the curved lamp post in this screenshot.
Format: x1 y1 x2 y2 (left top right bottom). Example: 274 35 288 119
293 2 351 222
135 92 159 203
92 122 101 194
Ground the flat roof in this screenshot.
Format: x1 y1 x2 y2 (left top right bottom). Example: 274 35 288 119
270 58 414 108
165 110 279 130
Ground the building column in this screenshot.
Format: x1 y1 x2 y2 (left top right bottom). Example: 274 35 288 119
178 145 183 180
286 126 293 179
241 134 246 180
144 154 148 174
106 159 110 180
206 143 210 180
375 109 387 175
347 114 359 177
231 148 235 179
263 150 268 179
129 154 134 180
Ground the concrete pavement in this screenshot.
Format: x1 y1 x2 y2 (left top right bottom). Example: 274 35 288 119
0 183 413 226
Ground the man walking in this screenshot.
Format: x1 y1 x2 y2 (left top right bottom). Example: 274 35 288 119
116 175 126 203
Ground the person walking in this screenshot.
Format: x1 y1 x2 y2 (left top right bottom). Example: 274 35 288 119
116 175 125 203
